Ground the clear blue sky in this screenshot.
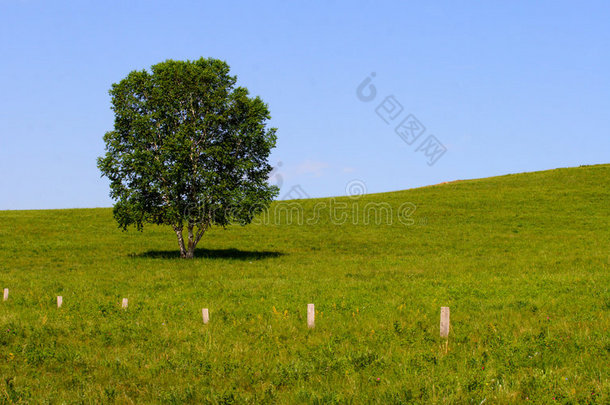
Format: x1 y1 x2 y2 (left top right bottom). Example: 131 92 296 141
1 1 608 209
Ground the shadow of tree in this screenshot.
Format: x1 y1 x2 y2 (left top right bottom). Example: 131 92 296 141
132 247 284 260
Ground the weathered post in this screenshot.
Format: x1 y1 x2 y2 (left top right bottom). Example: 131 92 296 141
122 298 128 309
307 303 315 329
440 307 450 338
202 308 209 324
57 296 63 308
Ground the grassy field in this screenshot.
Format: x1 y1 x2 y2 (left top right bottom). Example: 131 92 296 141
1 164 609 404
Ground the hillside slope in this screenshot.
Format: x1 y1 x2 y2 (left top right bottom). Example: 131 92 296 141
0 164 609 403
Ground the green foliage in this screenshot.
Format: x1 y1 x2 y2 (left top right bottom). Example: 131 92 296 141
1 164 609 403
98 57 278 257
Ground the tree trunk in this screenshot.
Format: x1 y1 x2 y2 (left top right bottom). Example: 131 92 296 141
186 223 195 258
173 225 187 258
174 223 208 259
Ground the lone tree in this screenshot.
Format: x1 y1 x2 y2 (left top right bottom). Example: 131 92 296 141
98 58 278 258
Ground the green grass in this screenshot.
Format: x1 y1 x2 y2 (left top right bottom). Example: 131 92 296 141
1 164 609 403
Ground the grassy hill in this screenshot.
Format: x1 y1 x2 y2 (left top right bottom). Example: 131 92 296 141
1 164 609 403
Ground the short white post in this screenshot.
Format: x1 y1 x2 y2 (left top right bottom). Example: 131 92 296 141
122 298 128 309
307 303 315 329
57 296 63 308
3 288 8 301
202 308 209 324
440 306 450 338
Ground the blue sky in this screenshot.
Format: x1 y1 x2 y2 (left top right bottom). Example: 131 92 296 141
1 1 608 209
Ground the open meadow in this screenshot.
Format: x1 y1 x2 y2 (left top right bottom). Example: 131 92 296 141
1 164 609 403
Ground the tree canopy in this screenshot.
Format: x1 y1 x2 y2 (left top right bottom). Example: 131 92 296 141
98 58 278 258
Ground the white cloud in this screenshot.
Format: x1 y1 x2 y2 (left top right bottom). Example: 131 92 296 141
296 160 329 177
